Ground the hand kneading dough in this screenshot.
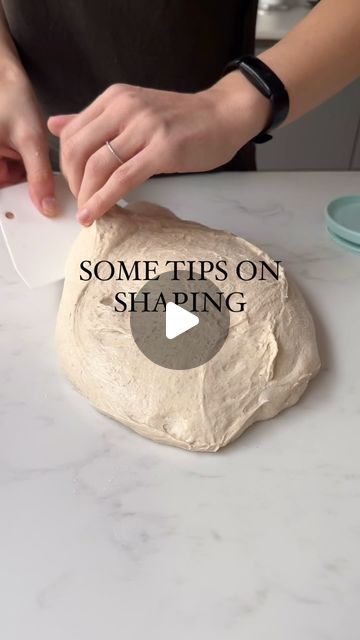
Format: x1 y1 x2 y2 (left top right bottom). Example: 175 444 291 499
56 202 320 452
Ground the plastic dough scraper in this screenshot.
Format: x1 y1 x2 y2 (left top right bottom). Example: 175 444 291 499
0 173 127 288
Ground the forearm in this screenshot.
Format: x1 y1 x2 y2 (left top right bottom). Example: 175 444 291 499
259 0 360 124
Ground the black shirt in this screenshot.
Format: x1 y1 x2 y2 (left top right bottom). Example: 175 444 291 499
3 0 258 170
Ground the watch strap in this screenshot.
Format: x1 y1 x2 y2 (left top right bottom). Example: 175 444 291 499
223 55 289 144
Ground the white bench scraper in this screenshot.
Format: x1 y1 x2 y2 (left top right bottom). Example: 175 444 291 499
0 173 127 288
0 174 79 288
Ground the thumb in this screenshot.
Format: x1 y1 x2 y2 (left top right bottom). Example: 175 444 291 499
47 114 75 137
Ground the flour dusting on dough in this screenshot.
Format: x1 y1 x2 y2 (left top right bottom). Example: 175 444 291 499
56 202 321 452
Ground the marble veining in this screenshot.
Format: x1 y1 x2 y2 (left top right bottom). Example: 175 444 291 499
0 172 360 640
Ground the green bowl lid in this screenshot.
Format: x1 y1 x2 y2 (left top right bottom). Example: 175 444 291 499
325 195 360 247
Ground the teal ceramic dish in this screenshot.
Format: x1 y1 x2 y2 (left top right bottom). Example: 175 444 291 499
326 226 360 255
325 195 360 248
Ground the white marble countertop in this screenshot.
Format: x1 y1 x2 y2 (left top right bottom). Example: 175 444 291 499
1 171 360 640
256 5 310 41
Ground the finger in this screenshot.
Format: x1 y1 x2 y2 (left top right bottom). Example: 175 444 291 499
51 95 104 143
53 84 133 145
76 145 157 225
59 112 118 198
0 158 26 186
47 114 75 137
0 146 22 161
14 128 57 216
77 124 145 207
60 91 141 198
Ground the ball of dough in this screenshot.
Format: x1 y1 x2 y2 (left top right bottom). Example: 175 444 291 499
56 202 320 452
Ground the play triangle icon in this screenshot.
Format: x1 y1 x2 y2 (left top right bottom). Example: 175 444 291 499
165 302 199 340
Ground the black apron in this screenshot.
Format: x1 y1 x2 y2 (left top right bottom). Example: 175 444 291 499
3 0 258 171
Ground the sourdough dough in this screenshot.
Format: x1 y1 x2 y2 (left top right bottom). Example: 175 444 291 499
56 202 320 452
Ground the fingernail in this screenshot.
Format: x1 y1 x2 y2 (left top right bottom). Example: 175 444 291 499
77 208 93 226
48 114 65 124
41 196 58 217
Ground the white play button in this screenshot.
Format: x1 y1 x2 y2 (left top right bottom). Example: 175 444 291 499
131 270 230 369
165 302 199 340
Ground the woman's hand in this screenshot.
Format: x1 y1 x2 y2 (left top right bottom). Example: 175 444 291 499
0 63 56 215
48 73 270 226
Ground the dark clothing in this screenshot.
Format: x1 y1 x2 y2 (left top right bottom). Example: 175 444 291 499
3 0 258 170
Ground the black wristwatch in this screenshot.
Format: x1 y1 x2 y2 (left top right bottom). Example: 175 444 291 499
222 55 289 144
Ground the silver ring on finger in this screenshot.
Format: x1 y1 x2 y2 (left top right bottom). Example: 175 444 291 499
105 140 124 165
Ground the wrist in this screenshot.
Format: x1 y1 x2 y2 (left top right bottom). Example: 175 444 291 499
0 54 27 83
206 70 272 146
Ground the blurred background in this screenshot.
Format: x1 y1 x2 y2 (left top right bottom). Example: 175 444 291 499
255 0 360 170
